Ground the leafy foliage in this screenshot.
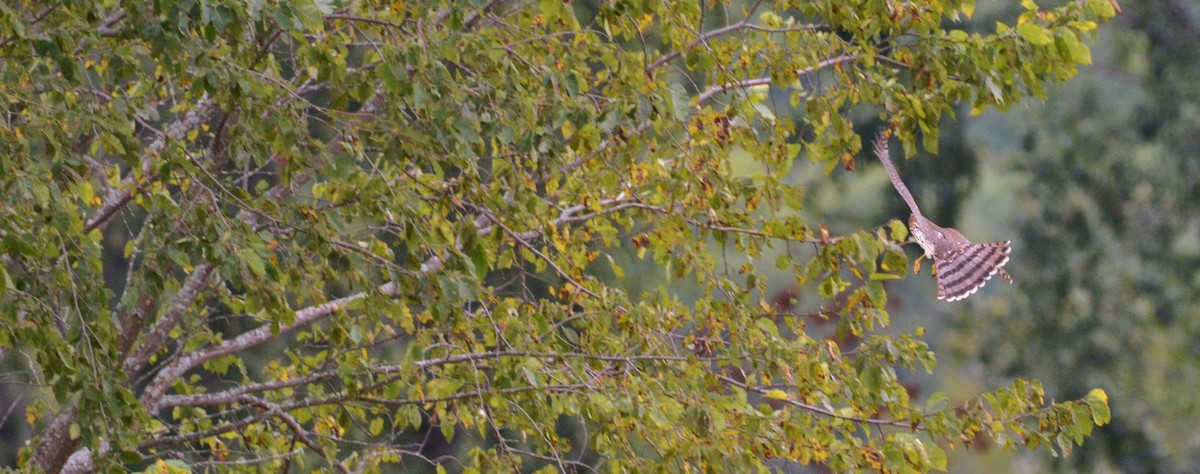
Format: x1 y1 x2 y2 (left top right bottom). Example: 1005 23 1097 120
0 0 1113 472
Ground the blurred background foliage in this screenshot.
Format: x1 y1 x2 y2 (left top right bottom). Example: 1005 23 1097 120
953 1 1200 471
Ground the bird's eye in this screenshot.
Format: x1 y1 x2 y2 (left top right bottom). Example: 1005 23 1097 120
937 232 944 238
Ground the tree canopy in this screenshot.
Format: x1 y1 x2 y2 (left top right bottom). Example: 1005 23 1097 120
0 0 1116 472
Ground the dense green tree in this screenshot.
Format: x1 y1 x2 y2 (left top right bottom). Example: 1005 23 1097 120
0 0 1114 472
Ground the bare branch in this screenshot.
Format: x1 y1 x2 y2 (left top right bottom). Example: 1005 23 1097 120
697 54 860 103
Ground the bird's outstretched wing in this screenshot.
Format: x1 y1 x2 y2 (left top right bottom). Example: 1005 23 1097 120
935 241 1012 301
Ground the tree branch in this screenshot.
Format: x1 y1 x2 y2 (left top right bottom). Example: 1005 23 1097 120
0 7 52 50
29 405 78 473
242 396 351 474
139 383 590 464
139 292 364 412
83 96 218 233
716 373 911 428
643 0 825 75
697 54 860 103
123 263 216 374
158 350 708 409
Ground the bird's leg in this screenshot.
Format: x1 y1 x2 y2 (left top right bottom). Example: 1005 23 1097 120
998 267 1013 284
912 254 925 276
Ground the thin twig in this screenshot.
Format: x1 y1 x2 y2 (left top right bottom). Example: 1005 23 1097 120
716 373 911 428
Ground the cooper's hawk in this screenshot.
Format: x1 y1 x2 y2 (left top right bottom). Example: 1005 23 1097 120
872 132 1012 301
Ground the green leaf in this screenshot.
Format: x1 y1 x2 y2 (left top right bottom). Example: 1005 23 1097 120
758 12 783 28
589 392 615 416
291 0 325 31
863 366 883 394
928 443 948 471
1070 405 1095 442
412 82 430 108
376 63 399 93
1017 23 1052 46
669 83 689 119
1058 29 1092 65
239 249 266 277
562 326 579 345
925 392 948 410
889 219 909 242
1087 0 1118 18
466 238 492 276
755 318 780 338
428 379 464 398
164 460 192 473
204 355 238 376
405 405 423 429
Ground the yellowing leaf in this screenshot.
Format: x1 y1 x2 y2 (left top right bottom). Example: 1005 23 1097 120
960 0 975 19
637 13 654 32
1085 388 1111 425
